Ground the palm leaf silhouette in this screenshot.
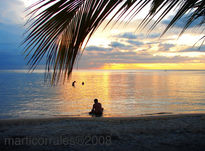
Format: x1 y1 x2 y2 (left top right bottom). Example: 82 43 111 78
23 0 205 84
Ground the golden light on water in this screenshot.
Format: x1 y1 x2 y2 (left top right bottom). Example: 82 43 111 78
50 70 205 117
57 71 112 116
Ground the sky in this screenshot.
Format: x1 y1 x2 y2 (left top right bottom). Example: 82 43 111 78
0 0 205 70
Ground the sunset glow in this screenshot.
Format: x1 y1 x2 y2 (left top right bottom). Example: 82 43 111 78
1 0 205 71
100 63 205 70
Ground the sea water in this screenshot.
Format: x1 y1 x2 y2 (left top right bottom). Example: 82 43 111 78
0 70 205 119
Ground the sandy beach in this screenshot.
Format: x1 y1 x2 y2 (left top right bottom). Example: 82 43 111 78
0 113 205 151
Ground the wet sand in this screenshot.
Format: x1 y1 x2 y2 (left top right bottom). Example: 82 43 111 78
0 113 205 151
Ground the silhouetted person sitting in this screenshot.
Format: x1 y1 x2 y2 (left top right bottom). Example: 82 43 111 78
89 99 103 116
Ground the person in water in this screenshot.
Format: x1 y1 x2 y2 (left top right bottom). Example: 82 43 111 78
89 99 103 116
72 81 76 87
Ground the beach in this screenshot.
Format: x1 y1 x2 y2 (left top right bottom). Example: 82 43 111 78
0 113 205 151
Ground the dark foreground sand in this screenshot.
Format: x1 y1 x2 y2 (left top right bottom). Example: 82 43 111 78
0 113 205 151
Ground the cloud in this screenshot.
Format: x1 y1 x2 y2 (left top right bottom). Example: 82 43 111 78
127 40 144 46
162 15 204 29
117 32 138 39
79 49 195 69
147 33 160 39
159 43 175 51
116 32 161 42
116 32 146 40
110 41 133 50
86 46 112 52
180 45 205 52
100 52 191 63
0 0 25 24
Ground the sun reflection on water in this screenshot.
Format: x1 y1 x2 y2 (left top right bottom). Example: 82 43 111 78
57 71 112 116
54 70 205 117
1 70 205 119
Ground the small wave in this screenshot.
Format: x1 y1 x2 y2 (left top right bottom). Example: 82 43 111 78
53 114 81 117
143 112 172 116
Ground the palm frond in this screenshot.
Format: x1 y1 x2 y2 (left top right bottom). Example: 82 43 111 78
24 0 205 84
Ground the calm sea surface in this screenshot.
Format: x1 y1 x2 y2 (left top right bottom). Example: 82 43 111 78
0 70 205 119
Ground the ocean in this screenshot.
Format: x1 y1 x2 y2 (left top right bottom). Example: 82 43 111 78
0 69 205 119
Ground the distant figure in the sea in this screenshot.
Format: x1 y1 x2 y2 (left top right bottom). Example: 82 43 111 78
82 82 84 85
72 81 76 87
89 99 103 117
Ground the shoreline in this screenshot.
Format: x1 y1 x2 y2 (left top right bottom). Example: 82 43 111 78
0 113 205 151
0 112 204 124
